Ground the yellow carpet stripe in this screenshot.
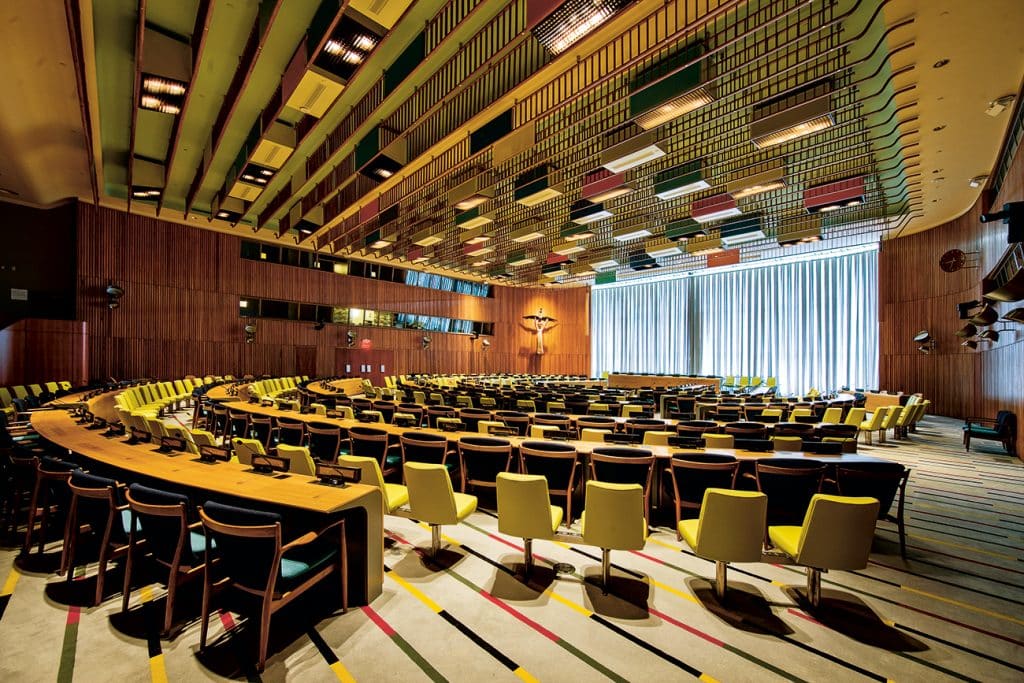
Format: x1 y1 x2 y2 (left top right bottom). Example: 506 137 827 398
648 577 700 606
544 589 593 617
1 567 21 596
386 572 443 614
329 660 357 682
514 666 539 682
699 673 720 683
148 654 168 683
900 586 1024 625
140 585 154 603
906 534 1018 560
647 537 681 552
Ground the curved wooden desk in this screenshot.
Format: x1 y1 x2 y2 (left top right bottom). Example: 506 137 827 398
30 408 384 603
307 378 366 397
608 374 722 390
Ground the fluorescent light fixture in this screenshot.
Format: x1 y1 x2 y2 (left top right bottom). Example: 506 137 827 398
727 163 787 199
664 217 706 241
630 44 714 130
804 176 866 214
589 257 618 271
364 229 394 250
471 259 491 267
685 237 724 255
412 226 444 246
581 169 633 202
454 207 494 229
612 226 653 241
542 262 570 278
629 250 659 270
750 81 834 149
532 0 627 55
552 240 587 256
507 251 535 266
509 223 546 243
514 165 563 206
777 218 822 247
448 174 494 209
570 200 613 225
691 193 742 223
461 226 492 245
464 242 495 256
719 213 766 246
561 223 595 241
644 239 682 258
600 131 666 172
653 160 710 200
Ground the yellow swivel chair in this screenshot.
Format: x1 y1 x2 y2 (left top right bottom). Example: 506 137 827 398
789 407 813 421
820 407 843 424
879 405 903 443
703 433 735 449
642 430 675 447
581 428 611 442
339 455 409 514
580 481 647 591
843 407 867 427
768 494 880 607
231 438 266 466
858 407 889 445
403 463 477 557
276 444 316 476
771 436 803 452
496 473 563 573
679 489 767 600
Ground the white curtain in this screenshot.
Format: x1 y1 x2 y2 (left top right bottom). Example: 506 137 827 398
590 247 878 394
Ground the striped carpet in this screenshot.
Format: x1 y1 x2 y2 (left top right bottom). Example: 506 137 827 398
1 414 1021 682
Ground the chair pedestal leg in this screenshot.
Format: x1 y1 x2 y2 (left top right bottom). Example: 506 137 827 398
715 561 728 600
807 568 821 607
601 548 611 593
430 525 441 557
523 539 533 573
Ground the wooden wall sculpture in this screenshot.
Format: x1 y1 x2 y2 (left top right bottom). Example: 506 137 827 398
879 138 1023 460
76 203 590 381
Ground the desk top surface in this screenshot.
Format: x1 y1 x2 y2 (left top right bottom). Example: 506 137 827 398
219 400 888 464
31 408 380 514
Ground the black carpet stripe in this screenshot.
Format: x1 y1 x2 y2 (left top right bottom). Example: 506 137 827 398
307 626 340 664
589 614 701 676
892 621 1024 675
0 594 9 623
143 600 162 659
438 611 520 672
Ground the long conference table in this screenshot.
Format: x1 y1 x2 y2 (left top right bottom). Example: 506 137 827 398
31 404 385 604
607 373 722 390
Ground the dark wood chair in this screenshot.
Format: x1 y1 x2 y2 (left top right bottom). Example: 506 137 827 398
834 462 910 557
199 501 348 672
457 436 513 493
963 411 1016 456
666 453 740 540
519 441 580 525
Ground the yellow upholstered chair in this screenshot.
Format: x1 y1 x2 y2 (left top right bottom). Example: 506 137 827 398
546 400 566 413
789 407 813 421
772 436 803 452
455 395 474 409
760 408 783 422
581 428 611 442
231 438 266 466
529 424 557 439
276 444 316 476
843 407 866 427
339 455 409 514
768 494 879 607
879 405 903 443
145 416 170 438
620 405 645 419
642 430 674 447
820 407 843 424
186 428 218 455
477 420 505 434
496 473 563 573
703 433 735 449
403 462 477 556
678 489 767 600
479 396 497 410
859 407 889 445
310 403 327 416
580 481 647 590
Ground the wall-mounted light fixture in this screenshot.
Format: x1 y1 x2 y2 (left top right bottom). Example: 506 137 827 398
913 330 935 353
244 320 257 344
422 335 431 350
106 284 124 310
346 330 356 348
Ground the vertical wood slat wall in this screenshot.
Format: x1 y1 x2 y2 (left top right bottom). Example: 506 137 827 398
77 203 590 381
879 141 1023 459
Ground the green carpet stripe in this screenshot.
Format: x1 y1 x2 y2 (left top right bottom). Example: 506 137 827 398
361 606 447 683
57 606 79 683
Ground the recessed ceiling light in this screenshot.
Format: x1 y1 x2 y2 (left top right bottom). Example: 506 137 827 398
932 125 946 131
932 59 949 68
969 175 988 188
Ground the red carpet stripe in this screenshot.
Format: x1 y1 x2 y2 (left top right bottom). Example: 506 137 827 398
360 605 447 682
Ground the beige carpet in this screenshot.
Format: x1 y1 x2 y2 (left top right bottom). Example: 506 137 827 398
1 414 1021 682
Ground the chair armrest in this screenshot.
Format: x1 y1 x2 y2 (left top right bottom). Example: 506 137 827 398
187 521 203 530
282 531 320 551
964 417 996 426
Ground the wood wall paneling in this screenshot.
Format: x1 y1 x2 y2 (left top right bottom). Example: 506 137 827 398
880 139 1024 459
76 203 591 381
0 318 87 387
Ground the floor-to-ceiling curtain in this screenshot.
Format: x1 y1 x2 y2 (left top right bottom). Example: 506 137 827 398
591 247 878 394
